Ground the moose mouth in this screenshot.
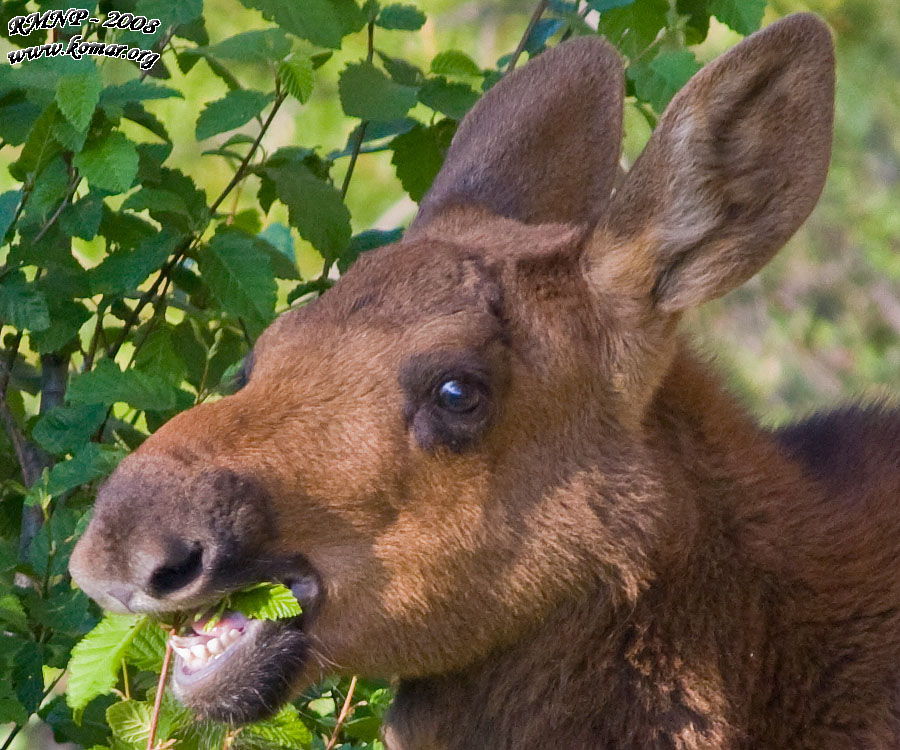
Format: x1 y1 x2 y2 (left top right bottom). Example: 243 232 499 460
169 577 320 724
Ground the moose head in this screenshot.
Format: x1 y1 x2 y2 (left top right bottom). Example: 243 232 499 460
71 13 841 746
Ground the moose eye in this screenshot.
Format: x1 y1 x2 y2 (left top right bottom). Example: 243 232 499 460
436 379 481 413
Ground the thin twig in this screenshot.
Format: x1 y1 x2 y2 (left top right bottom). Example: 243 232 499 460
146 637 174 750
33 175 82 243
506 0 550 72
325 675 359 750
209 91 288 216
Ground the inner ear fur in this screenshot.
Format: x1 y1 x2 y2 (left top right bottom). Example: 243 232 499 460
409 36 624 233
598 13 835 312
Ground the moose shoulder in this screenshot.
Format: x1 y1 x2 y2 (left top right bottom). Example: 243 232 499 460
70 14 900 749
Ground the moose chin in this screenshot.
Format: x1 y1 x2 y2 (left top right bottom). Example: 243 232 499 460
70 13 900 750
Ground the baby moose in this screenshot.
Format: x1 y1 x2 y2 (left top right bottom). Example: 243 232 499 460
71 13 900 750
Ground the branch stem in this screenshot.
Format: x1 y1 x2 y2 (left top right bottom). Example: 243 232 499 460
506 0 550 73
325 675 359 750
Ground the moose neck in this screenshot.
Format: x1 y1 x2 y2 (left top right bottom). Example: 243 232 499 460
383 345 843 750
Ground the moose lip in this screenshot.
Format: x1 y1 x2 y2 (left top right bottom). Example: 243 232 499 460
171 611 258 687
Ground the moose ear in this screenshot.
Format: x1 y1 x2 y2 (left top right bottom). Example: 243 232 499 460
410 36 624 231
597 13 834 312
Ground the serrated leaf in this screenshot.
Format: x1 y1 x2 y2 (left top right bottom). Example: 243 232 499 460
264 165 351 261
390 120 456 202
46 443 127 497
198 229 277 335
204 28 291 63
74 133 139 194
0 271 50 331
596 0 668 58
134 324 186 383
430 50 481 78
0 189 23 243
30 298 91 353
55 70 102 132
124 621 168 672
279 55 315 104
33 403 107 454
238 0 363 48
377 3 426 30
67 358 181 412
10 103 61 182
0 683 28 726
377 51 424 87
106 699 152 747
418 77 479 120
227 583 302 620
122 188 190 219
0 593 28 633
245 704 313 747
339 227 403 273
66 614 146 711
59 193 103 240
676 0 710 44
196 89 274 141
90 229 180 296
339 61 417 121
99 79 182 112
709 0 764 35
629 50 702 113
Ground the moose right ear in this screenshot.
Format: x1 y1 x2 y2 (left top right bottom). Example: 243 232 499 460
409 36 624 233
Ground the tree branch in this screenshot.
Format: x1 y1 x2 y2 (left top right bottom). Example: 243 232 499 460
506 0 550 73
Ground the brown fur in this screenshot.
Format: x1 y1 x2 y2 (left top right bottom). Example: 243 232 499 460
70 15 900 749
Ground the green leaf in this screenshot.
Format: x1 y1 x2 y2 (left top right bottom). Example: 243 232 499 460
238 0 363 48
0 189 23 243
55 70 102 132
339 62 417 121
245 704 313 747
9 103 61 182
203 28 291 63
390 120 456 202
29 299 92 353
106 699 152 748
377 51 425 87
629 50 702 113
377 3 426 30
596 0 668 58
124 622 168 672
418 77 479 120
227 583 302 620
33 403 108 454
66 614 146 711
46 443 127 497
0 271 50 331
430 50 481 78
676 0 710 44
100 79 182 107
588 0 636 10
59 193 103 240
709 0 764 35
90 229 180 296
134 324 186 383
67 359 181 412
279 54 316 104
195 89 274 141
74 133 139 194
198 229 277 336
0 593 28 633
265 166 351 261
122 188 191 219
0 682 28 726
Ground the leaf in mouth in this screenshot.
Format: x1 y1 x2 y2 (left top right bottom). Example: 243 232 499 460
201 581 302 630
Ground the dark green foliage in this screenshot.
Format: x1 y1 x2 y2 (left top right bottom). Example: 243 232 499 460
1 1 829 748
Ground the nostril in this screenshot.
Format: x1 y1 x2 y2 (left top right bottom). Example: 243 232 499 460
148 543 204 597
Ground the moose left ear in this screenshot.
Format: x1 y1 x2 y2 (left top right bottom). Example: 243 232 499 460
410 36 624 232
596 13 835 312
